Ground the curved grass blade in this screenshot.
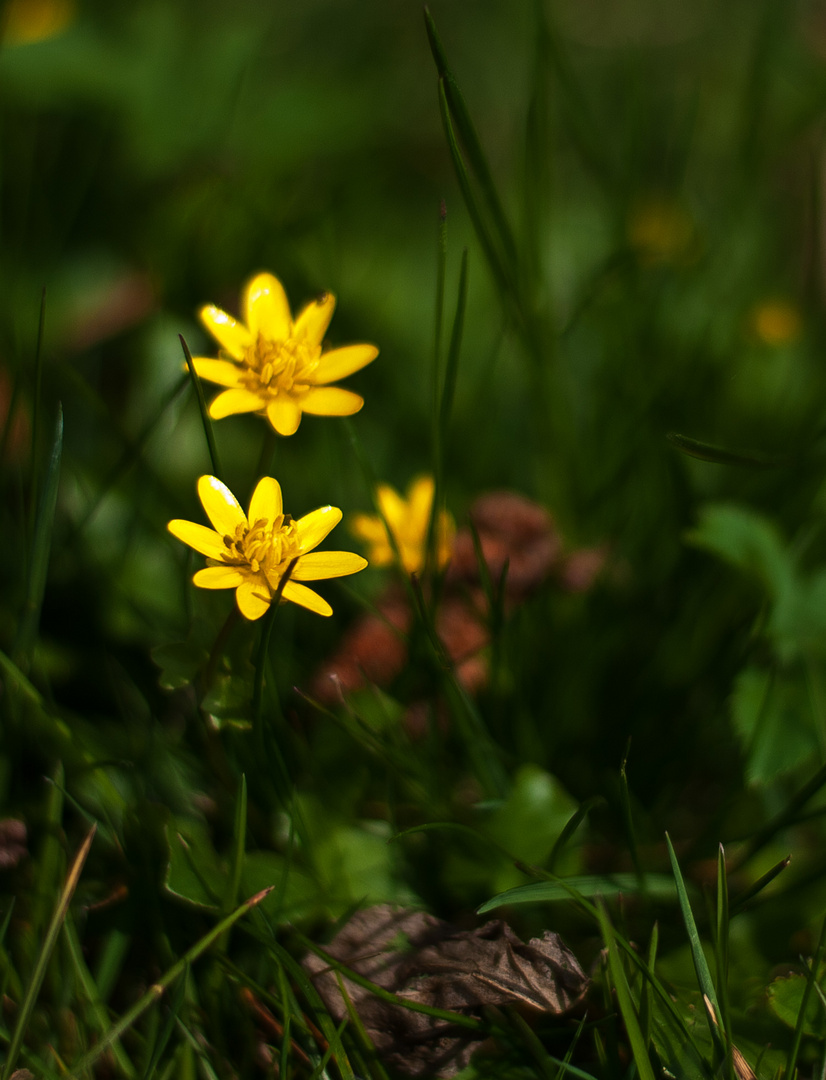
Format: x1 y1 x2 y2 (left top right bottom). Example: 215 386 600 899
2 825 95 1080
14 403 62 669
478 873 677 912
667 432 783 470
548 797 605 874
180 334 223 480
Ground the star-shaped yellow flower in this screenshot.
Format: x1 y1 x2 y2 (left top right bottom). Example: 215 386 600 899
169 475 367 620
350 475 455 575
192 272 379 436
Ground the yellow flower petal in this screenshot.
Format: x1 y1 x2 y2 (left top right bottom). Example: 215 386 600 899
281 580 333 617
311 344 379 384
236 578 272 620
199 304 253 361
293 292 336 344
350 513 389 545
377 484 407 530
266 397 302 436
167 519 226 558
192 358 245 388
193 566 246 589
209 388 265 419
248 476 283 524
244 273 292 342
292 551 368 581
407 476 435 523
295 505 343 552
197 475 246 536
301 386 363 417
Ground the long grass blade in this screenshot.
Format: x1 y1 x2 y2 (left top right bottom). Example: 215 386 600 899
14 403 62 668
180 334 222 480
787 914 826 1080
597 903 656 1080
665 832 724 1057
3 825 96 1080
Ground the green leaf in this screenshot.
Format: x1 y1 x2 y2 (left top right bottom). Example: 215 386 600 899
686 502 794 601
731 665 821 783
768 972 825 1037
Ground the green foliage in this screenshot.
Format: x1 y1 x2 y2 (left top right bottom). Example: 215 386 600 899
4 0 826 1074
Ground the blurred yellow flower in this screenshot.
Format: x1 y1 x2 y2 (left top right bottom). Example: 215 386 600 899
628 199 695 265
2 0 74 44
351 475 455 575
751 299 801 346
168 475 367 620
193 272 378 436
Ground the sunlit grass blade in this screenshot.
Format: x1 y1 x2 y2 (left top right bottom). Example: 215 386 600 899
70 886 273 1074
787 914 826 1080
180 333 223 480
597 903 656 1080
665 832 724 1058
2 825 95 1080
424 7 517 267
14 403 62 669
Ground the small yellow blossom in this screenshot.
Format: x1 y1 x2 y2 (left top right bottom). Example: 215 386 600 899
192 272 378 436
751 300 801 346
2 0 74 44
628 199 695 265
168 475 367 620
350 476 455 575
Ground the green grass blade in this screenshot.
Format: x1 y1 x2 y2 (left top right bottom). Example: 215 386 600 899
3 825 96 1080
728 854 791 916
141 963 188 1080
787 914 826 1080
667 432 784 469
715 843 731 1052
14 403 63 668
638 922 658 1049
180 334 223 480
70 886 273 1074
597 903 656 1080
548 797 605 874
665 832 724 1057
619 745 644 886
436 79 515 311
63 913 135 1078
26 286 47 542
423 7 517 267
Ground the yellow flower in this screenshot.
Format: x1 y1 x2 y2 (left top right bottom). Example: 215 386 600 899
751 300 801 346
168 475 367 620
2 0 75 44
628 199 695 265
192 272 378 436
350 476 455 575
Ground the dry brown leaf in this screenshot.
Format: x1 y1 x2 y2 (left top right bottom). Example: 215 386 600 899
304 905 588 1078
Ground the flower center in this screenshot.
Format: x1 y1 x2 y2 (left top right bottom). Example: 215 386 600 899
220 515 300 585
241 332 321 398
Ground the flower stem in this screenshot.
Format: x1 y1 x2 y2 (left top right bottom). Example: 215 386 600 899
252 557 299 725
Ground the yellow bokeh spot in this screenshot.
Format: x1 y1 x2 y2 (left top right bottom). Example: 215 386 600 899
752 300 801 346
628 199 695 265
2 0 75 44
